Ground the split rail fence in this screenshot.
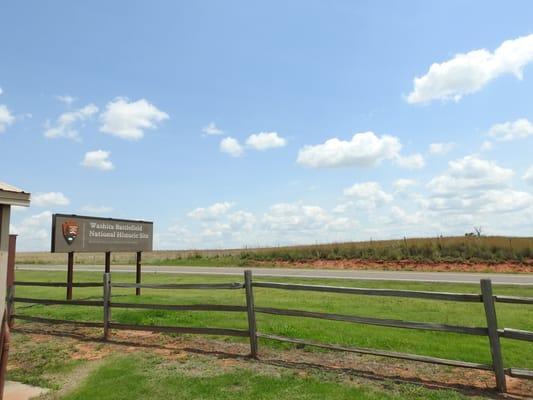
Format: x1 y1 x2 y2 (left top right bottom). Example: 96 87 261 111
6 270 533 393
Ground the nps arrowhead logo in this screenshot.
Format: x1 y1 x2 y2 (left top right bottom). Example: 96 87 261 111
62 221 79 245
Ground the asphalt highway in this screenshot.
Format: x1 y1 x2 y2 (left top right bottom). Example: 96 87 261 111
16 264 533 285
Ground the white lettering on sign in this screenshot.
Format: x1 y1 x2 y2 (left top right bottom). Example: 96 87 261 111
52 214 153 253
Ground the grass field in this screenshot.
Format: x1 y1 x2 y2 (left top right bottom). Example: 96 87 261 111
8 333 481 400
59 353 477 400
16 235 533 266
11 270 533 371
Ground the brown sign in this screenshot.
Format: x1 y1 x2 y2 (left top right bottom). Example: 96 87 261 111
51 214 153 253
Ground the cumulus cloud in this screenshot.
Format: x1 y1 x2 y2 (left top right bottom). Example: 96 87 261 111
343 182 393 209
0 104 15 133
56 95 77 106
0 85 13 133
228 210 256 231
297 131 401 168
429 142 455 155
44 103 98 140
202 122 223 136
425 188 533 215
523 165 533 185
246 132 287 150
10 211 53 250
480 189 533 213
261 203 357 237
387 206 425 226
393 179 417 192
100 97 169 140
480 141 493 152
427 155 513 195
81 150 114 171
487 118 533 141
407 34 533 104
188 202 234 220
395 153 425 169
33 192 70 207
262 203 329 231
220 137 243 157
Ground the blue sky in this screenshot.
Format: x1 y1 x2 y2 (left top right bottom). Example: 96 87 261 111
1 1 533 250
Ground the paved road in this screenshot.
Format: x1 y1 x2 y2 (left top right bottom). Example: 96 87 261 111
16 264 533 285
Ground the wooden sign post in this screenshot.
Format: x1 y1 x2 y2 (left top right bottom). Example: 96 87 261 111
51 214 153 300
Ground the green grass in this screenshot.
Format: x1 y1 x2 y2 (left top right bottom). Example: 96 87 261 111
12 270 533 371
62 353 476 400
7 332 82 388
149 254 253 267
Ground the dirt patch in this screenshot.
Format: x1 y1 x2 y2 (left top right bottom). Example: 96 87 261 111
261 259 533 273
11 323 533 399
39 359 104 400
70 343 112 361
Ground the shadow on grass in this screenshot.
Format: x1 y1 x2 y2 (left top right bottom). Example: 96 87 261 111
13 325 516 400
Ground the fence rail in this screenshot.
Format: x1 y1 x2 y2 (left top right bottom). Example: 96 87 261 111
7 271 533 393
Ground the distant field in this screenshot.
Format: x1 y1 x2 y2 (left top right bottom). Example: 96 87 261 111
16 235 533 266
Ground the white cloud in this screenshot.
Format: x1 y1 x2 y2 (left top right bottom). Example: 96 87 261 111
480 189 533 213
480 140 493 152
262 203 329 231
44 103 98 140
425 188 533 215
523 165 533 185
202 122 223 136
33 192 70 207
81 150 114 171
10 211 53 251
343 182 393 209
407 34 533 103
100 97 169 140
56 95 77 106
487 118 533 141
0 105 15 133
261 202 357 237
228 210 256 231
395 153 425 169
246 132 287 150
220 137 244 157
332 202 352 214
393 179 417 192
80 205 114 215
297 131 401 168
427 155 513 195
0 87 2 95
429 142 455 155
188 202 234 220
388 206 425 226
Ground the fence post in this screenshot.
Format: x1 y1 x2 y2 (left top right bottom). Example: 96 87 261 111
244 270 258 358
66 251 74 300
105 251 111 273
480 279 506 393
5 287 14 329
103 273 111 340
136 251 142 296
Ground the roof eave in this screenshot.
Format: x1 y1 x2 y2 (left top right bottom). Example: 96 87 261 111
0 191 31 207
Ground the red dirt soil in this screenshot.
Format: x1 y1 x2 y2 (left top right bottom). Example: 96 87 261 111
11 324 533 399
261 259 533 273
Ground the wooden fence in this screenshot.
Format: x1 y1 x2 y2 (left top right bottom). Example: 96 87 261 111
7 270 533 393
